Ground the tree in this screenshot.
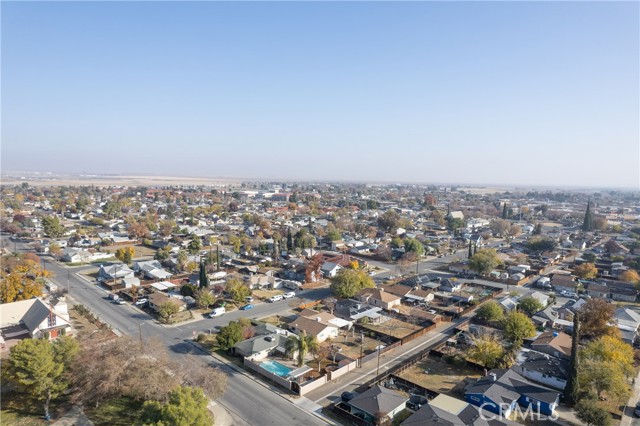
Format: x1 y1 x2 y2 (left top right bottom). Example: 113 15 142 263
115 246 135 264
517 297 544 315
475 301 504 322
404 238 425 257
447 217 465 233
469 249 502 275
575 399 612 426
4 338 67 419
157 301 180 323
490 219 509 237
526 236 557 253
159 219 176 237
377 210 400 234
582 201 593 232
466 333 506 369
502 311 536 347
285 332 319 367
188 236 202 255
330 269 375 298
217 321 243 350
52 335 80 370
194 289 216 309
502 203 508 219
224 277 251 302
42 216 65 238
564 312 580 405
0 274 43 303
390 237 404 249
579 299 617 339
620 269 640 285
573 263 598 280
198 261 209 289
581 335 634 376
49 241 63 260
142 386 213 426
326 224 342 241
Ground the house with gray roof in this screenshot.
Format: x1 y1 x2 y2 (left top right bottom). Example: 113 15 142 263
1 298 71 340
234 334 291 361
347 385 408 423
401 394 518 426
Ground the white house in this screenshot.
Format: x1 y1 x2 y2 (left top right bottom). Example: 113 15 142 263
0 298 71 340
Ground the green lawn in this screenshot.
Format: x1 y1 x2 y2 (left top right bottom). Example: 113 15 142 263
0 393 60 426
84 397 145 426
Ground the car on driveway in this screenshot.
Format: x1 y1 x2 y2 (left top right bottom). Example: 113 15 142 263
283 291 295 299
116 298 126 305
240 304 254 310
245 296 254 303
134 298 148 306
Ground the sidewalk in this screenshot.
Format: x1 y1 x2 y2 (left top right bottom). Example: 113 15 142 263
51 405 94 426
621 370 640 426
305 317 464 405
208 400 234 426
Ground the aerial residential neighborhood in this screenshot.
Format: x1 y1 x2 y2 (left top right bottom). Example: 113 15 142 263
2 1 638 425
2 180 640 426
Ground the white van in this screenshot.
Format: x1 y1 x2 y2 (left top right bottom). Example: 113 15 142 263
209 307 226 318
268 295 284 303
283 291 295 299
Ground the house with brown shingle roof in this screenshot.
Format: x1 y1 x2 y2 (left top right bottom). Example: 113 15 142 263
356 288 402 311
289 316 339 342
530 331 572 361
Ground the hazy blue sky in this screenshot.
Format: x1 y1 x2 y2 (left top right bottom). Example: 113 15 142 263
2 1 638 188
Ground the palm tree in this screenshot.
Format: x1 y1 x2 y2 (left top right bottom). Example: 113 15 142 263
285 332 320 367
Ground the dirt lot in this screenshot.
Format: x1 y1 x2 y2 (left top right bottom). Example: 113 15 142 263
398 356 482 394
101 244 156 259
362 318 423 339
253 289 284 300
323 333 382 360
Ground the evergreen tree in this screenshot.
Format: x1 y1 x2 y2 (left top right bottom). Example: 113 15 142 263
582 201 593 232
216 245 220 271
565 312 581 405
198 261 209 289
468 240 473 259
502 203 508 219
473 244 477 255
287 228 293 251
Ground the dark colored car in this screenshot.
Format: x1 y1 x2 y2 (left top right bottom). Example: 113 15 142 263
341 391 356 402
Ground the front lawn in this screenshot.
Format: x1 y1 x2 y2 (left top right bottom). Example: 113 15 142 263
84 396 145 426
0 393 66 426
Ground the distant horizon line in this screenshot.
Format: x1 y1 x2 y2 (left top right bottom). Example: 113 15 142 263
2 170 639 192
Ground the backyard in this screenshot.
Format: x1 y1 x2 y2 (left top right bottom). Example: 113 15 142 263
397 355 482 394
361 317 423 339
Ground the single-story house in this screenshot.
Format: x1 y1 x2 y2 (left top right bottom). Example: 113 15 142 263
356 288 402 311
0 297 71 340
320 262 342 278
551 275 579 293
465 369 560 417
234 333 291 361
148 292 186 312
530 331 572 361
335 300 384 324
440 279 463 293
98 264 135 282
401 393 518 426
586 284 609 299
513 351 569 391
288 316 339 343
347 385 408 423
611 287 638 303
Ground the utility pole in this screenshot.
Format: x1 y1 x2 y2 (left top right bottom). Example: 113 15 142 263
359 332 364 368
138 322 144 345
376 338 381 376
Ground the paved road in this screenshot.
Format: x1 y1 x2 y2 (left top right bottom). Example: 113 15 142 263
3 237 329 426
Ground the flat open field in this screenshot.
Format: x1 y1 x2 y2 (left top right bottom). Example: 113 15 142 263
362 318 422 339
398 356 482 394
2 174 242 187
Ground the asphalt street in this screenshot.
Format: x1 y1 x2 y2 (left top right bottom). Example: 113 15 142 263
3 236 329 426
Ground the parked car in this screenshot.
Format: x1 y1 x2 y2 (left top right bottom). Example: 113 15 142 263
283 291 295 299
209 307 226 317
634 403 640 417
240 304 254 310
268 295 283 303
116 298 126 305
245 296 254 303
341 391 356 402
134 298 148 306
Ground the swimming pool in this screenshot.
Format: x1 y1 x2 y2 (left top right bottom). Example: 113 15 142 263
261 359 293 377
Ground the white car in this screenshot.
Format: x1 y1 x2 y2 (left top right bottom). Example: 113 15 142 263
283 291 295 299
134 298 148 306
268 295 284 303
